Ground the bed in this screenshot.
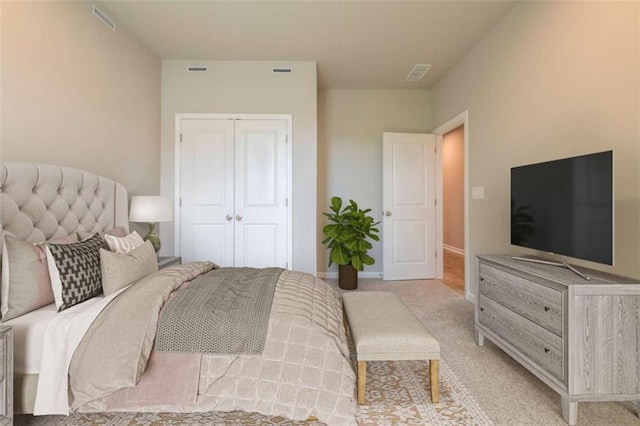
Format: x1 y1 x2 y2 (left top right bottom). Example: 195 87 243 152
0 162 357 424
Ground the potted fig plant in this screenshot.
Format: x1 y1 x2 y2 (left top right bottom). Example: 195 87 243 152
322 196 380 290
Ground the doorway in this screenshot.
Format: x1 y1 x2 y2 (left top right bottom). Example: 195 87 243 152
442 125 465 293
433 111 470 301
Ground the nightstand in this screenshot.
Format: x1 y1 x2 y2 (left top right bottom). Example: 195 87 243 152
0 326 12 425
158 256 182 270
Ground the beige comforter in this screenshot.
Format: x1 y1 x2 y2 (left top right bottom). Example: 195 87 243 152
69 263 357 425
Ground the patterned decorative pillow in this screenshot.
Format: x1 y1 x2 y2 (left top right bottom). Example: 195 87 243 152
1 234 78 322
104 231 145 254
100 241 159 295
46 233 105 312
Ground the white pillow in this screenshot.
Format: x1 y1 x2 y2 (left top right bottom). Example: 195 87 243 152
104 231 145 254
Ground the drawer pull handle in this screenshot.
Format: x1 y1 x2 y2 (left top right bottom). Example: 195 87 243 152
480 277 485 282
544 348 550 353
544 306 550 312
480 307 485 312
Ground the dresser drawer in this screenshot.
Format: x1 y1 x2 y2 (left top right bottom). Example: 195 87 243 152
479 262 563 336
479 295 564 381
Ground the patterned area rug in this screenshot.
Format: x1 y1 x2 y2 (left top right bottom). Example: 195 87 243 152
17 355 492 426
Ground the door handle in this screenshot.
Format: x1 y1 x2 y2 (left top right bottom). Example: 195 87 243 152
225 215 233 221
236 215 243 221
385 211 392 216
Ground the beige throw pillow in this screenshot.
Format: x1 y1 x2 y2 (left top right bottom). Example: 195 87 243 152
1 234 78 321
100 241 158 295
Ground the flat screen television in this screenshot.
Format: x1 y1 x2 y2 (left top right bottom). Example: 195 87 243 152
510 150 613 266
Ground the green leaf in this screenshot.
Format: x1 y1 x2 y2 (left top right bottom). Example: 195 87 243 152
330 197 342 213
330 245 350 265
358 239 371 252
336 231 357 243
369 234 380 241
345 239 359 251
351 253 363 271
361 253 375 266
323 224 340 238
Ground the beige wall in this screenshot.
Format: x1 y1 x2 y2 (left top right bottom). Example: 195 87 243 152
161 60 317 274
432 1 640 298
1 2 161 198
318 89 431 275
443 125 464 252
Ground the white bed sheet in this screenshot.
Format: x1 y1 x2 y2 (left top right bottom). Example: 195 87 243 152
4 303 57 374
35 287 128 415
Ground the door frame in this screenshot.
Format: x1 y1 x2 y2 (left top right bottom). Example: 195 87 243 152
173 113 293 269
432 111 471 302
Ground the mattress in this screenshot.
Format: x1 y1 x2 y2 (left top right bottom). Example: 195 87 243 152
4 303 57 374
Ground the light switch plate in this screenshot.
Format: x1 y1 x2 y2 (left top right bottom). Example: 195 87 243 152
472 186 485 199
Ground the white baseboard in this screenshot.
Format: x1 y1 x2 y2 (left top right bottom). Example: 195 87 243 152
443 244 465 256
317 271 383 279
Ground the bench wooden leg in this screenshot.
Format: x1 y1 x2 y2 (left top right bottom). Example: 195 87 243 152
357 361 366 404
429 359 440 403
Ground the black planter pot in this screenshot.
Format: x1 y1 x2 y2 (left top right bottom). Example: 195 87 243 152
339 264 358 290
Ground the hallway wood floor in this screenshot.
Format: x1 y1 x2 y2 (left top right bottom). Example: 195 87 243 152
443 249 465 293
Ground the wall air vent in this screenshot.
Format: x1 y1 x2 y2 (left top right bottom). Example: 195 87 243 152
187 66 209 72
93 5 116 31
405 64 432 81
272 67 293 73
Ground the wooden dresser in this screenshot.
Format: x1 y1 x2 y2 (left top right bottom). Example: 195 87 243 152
475 255 640 425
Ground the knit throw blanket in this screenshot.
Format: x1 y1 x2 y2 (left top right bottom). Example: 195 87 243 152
155 267 283 354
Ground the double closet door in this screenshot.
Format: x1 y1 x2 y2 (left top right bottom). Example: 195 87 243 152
179 118 289 268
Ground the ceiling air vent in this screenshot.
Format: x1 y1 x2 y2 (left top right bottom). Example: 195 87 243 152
272 67 292 73
187 66 209 72
93 5 116 31
405 64 432 82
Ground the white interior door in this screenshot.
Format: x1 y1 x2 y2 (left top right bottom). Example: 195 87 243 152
179 117 288 269
234 120 288 268
382 132 436 280
180 119 235 265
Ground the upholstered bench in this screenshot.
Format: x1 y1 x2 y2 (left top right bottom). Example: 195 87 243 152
342 291 440 405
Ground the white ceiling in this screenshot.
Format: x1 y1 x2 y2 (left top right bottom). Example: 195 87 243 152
103 1 517 89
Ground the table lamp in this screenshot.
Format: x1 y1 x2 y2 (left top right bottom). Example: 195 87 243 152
129 196 173 253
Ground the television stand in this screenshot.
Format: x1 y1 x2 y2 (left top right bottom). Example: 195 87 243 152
476 255 640 425
511 256 591 280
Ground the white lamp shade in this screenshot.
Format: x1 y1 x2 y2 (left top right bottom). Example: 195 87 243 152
129 196 173 223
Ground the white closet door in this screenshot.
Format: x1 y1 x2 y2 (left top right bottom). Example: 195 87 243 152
234 120 288 268
382 132 436 280
180 119 235 265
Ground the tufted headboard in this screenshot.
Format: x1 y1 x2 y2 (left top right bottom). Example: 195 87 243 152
0 163 129 244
